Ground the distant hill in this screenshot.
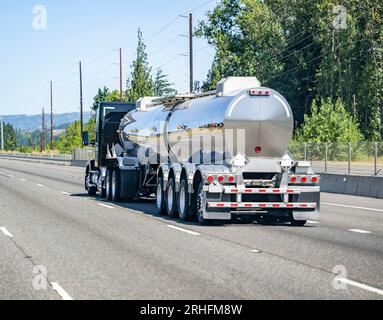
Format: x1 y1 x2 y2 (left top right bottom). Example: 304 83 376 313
1 112 93 131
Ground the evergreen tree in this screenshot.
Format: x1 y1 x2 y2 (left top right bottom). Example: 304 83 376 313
92 87 110 111
153 69 177 97
126 29 154 102
3 123 17 150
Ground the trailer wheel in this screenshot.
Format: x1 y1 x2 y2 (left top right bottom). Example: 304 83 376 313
105 169 112 201
178 179 191 222
156 177 167 216
196 181 211 226
166 178 178 218
111 169 121 203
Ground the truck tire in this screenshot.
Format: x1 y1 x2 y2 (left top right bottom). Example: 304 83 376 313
178 179 191 222
290 213 307 227
105 169 112 201
111 169 121 203
166 178 178 218
156 177 167 216
291 220 307 227
196 181 211 226
85 174 97 196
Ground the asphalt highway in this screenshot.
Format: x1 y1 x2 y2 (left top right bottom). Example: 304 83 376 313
0 158 382 300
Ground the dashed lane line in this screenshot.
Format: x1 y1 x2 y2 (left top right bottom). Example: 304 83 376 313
0 227 13 238
167 225 200 236
50 282 73 300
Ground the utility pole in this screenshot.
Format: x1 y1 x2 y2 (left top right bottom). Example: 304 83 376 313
0 117 4 150
50 80 53 150
189 13 194 93
79 61 84 147
119 48 123 102
41 108 45 152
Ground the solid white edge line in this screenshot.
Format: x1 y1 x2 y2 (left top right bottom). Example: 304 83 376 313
322 202 383 213
50 282 73 300
167 225 200 236
98 203 114 209
0 227 13 238
60 191 71 196
349 229 372 234
340 278 383 296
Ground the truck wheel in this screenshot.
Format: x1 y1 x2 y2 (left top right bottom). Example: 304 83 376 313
166 178 178 218
196 181 211 226
105 169 112 201
85 174 97 196
111 169 121 203
291 220 307 227
98 176 106 199
156 177 167 216
178 179 190 222
290 213 307 227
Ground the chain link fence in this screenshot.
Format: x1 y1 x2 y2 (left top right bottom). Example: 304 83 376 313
289 142 383 176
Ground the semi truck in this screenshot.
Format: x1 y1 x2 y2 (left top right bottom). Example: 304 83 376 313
85 77 320 226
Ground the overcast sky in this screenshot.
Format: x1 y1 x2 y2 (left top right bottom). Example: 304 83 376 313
0 0 217 116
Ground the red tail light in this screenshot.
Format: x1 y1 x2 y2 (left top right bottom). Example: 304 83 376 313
312 176 318 183
301 176 308 183
207 176 214 184
228 176 235 183
255 146 262 154
291 176 297 183
218 176 224 183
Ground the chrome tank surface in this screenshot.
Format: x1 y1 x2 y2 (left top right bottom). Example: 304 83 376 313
119 88 294 165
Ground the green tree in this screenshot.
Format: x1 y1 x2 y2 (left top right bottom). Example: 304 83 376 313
295 98 364 143
126 29 154 101
92 87 110 111
197 0 383 140
3 123 17 150
153 69 177 97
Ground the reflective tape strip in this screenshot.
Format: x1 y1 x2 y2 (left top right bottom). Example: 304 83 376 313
207 203 317 209
223 188 301 195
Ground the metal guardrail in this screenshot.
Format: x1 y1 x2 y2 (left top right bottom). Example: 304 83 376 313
0 148 95 162
0 152 72 161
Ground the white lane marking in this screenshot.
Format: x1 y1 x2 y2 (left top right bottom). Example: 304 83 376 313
0 227 13 238
8 174 14 178
167 225 200 236
308 221 319 224
98 203 114 209
60 191 71 196
50 282 73 300
349 229 372 234
339 278 383 296
37 184 45 187
322 202 383 213
20 178 26 182
251 249 261 253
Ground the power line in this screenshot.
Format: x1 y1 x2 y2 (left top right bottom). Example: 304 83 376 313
148 36 180 57
265 45 341 83
83 49 115 65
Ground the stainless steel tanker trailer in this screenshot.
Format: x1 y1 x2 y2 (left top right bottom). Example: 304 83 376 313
85 77 320 226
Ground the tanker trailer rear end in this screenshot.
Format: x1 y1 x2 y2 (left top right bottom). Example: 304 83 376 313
85 77 320 226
